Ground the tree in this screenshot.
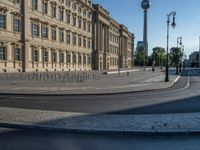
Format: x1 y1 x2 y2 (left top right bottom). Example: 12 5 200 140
170 47 183 75
152 47 166 67
135 46 146 66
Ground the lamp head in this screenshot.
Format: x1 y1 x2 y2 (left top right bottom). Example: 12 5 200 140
171 14 176 28
180 40 182 45
141 0 151 10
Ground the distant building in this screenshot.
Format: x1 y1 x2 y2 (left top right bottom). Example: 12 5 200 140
184 59 190 67
92 4 134 70
136 41 144 53
189 51 199 67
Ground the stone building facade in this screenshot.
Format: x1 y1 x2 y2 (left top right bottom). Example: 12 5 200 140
0 0 22 73
92 4 134 70
0 0 134 73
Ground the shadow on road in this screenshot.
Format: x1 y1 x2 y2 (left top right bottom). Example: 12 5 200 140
0 69 200 149
107 95 200 114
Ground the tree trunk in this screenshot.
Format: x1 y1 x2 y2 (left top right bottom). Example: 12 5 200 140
176 65 179 75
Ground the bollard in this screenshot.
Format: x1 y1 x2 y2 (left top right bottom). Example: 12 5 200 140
77 74 79 82
39 73 42 80
54 73 57 81
25 73 27 80
127 71 129 76
5 73 7 80
47 72 49 81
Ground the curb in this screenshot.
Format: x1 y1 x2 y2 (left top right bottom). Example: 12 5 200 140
0 122 200 136
0 74 183 96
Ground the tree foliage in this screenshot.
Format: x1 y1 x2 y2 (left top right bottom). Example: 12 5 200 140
170 47 183 74
135 46 146 66
152 47 166 66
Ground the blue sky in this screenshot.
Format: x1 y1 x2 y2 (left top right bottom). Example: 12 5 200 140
93 0 200 57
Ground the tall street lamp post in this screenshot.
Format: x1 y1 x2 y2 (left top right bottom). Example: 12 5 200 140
177 36 182 72
177 37 182 48
199 36 200 68
165 11 176 82
182 45 186 70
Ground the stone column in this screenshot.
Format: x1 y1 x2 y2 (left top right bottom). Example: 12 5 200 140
70 52 73 68
48 48 51 67
85 54 88 68
106 26 109 52
81 53 84 69
56 50 60 67
102 25 104 52
22 0 30 72
38 47 42 62
76 53 78 68
7 44 12 61
39 47 43 69
100 22 102 52
105 26 107 52
64 51 66 68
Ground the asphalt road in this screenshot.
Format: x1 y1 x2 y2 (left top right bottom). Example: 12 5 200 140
0 69 199 114
0 127 200 150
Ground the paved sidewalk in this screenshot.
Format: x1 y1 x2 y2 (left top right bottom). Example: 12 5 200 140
0 107 200 134
0 70 180 95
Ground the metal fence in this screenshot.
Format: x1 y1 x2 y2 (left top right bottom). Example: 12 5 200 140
0 71 98 83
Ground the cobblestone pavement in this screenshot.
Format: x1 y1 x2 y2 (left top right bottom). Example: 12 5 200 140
0 107 200 133
0 69 179 94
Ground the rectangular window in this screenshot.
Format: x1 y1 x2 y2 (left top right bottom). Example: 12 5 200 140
52 6 57 18
32 0 38 10
87 12 90 19
72 3 76 11
33 49 38 62
52 50 57 63
15 48 21 61
60 30 64 43
14 18 20 32
88 55 91 65
43 49 48 63
60 52 64 63
83 37 86 48
66 32 70 44
83 55 86 64
73 16 76 26
66 52 71 64
0 46 6 60
51 27 56 40
73 33 76 45
83 10 86 16
66 0 71 7
83 21 86 30
78 7 82 14
60 10 64 21
73 53 76 64
87 23 90 32
0 14 6 29
88 39 91 49
78 19 82 28
42 26 48 38
78 36 82 47
66 13 70 24
32 23 40 36
78 54 81 64
43 1 48 14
